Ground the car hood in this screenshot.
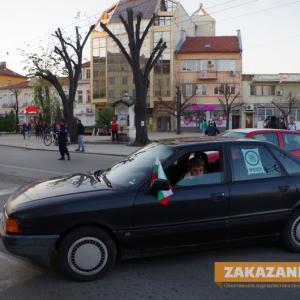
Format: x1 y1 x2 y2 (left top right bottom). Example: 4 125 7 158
6 173 112 214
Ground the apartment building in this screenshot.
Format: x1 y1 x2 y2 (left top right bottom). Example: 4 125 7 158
91 0 216 131
176 33 243 130
242 74 300 128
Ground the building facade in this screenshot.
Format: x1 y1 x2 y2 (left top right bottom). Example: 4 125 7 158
0 62 95 126
0 62 26 88
176 34 243 130
91 0 216 132
242 74 300 129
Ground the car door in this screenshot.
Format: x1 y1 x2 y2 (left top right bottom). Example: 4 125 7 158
228 143 297 240
132 146 230 250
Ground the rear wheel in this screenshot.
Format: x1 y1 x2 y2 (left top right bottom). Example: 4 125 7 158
44 134 53 146
283 211 300 252
58 227 117 281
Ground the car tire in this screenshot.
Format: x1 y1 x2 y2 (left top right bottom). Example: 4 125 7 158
58 226 117 281
283 211 300 252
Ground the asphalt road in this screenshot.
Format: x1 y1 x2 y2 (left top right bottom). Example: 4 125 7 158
0 146 300 299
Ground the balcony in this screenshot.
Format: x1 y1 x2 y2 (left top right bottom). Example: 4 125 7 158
198 71 217 80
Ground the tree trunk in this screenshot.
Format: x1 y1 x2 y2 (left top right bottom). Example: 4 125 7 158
64 101 77 143
226 109 230 130
134 80 150 146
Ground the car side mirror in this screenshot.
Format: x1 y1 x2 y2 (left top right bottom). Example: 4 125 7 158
147 179 170 195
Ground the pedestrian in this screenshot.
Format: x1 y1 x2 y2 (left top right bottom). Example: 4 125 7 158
57 119 70 161
288 118 297 131
199 119 208 134
205 120 220 136
27 123 32 139
22 123 27 140
278 118 287 129
111 117 119 142
75 119 85 152
35 122 40 139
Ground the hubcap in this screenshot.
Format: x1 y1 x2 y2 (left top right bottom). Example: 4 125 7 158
67 237 108 276
291 217 300 246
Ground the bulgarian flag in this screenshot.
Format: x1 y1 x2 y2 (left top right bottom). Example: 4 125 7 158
151 157 173 206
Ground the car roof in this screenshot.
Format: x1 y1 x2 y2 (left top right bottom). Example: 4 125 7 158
157 136 271 148
226 128 299 134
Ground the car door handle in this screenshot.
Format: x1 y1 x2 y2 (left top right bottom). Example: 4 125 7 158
278 185 289 193
211 192 225 202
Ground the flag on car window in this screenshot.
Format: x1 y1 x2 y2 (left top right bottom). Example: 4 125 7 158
152 157 173 206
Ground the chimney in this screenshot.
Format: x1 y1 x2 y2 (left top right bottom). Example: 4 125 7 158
0 62 6 69
237 30 242 51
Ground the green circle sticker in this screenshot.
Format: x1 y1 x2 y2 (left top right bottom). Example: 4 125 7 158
244 150 260 166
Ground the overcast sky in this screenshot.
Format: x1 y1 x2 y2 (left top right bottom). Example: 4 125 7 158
0 0 299 75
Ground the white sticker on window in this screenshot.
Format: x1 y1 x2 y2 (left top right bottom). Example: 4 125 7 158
241 148 265 175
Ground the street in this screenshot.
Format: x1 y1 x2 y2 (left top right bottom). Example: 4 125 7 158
0 145 300 299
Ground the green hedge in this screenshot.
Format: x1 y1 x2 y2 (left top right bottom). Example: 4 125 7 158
0 111 16 132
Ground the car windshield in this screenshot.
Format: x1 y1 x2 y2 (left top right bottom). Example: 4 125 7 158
102 144 175 189
222 131 247 138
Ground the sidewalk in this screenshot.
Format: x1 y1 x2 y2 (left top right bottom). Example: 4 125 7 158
0 132 204 157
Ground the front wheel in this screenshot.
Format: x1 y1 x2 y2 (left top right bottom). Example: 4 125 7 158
44 134 53 146
283 211 300 252
58 227 117 281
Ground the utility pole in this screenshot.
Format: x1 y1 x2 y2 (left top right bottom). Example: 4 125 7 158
176 86 181 135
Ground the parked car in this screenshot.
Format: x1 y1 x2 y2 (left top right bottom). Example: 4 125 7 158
2 139 300 281
222 128 300 157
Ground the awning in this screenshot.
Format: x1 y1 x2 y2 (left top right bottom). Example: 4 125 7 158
21 105 39 114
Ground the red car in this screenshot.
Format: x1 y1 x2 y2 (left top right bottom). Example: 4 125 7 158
223 129 300 157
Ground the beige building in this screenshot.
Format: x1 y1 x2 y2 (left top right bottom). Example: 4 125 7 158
91 0 216 131
175 33 243 130
242 74 300 128
0 62 96 126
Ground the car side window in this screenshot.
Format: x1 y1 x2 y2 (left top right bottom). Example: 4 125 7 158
282 133 300 151
174 150 224 187
230 145 282 182
252 133 279 146
271 148 300 175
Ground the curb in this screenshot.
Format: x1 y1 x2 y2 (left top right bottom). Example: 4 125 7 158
0 144 129 158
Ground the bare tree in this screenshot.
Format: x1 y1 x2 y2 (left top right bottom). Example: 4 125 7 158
217 83 241 130
23 25 94 142
272 92 300 126
9 87 21 132
157 86 195 135
101 9 167 145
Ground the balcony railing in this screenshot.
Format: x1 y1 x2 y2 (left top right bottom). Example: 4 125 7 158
198 71 217 80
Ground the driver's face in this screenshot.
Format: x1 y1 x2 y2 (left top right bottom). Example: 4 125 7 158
190 166 205 176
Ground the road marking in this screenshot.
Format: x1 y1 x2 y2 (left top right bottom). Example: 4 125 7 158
0 187 19 196
0 163 67 176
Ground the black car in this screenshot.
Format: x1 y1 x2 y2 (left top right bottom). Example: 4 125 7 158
2 138 300 281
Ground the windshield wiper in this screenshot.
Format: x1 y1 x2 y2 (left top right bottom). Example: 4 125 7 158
93 169 104 182
101 173 112 188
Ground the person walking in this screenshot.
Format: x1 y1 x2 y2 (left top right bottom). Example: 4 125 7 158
75 119 85 152
22 123 27 140
205 120 220 136
199 119 208 134
288 118 297 131
111 117 119 142
57 119 70 161
27 122 32 139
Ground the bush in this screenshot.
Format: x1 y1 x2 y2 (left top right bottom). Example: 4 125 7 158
0 111 17 132
96 108 114 129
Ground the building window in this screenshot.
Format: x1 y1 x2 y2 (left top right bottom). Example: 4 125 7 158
108 90 114 98
181 60 197 72
122 76 128 85
250 85 276 96
185 84 193 97
195 84 206 96
87 90 91 103
154 16 172 26
108 77 115 85
86 68 91 79
216 60 235 71
77 90 83 103
160 0 177 12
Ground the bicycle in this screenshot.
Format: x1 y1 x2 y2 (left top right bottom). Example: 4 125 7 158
43 131 58 146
